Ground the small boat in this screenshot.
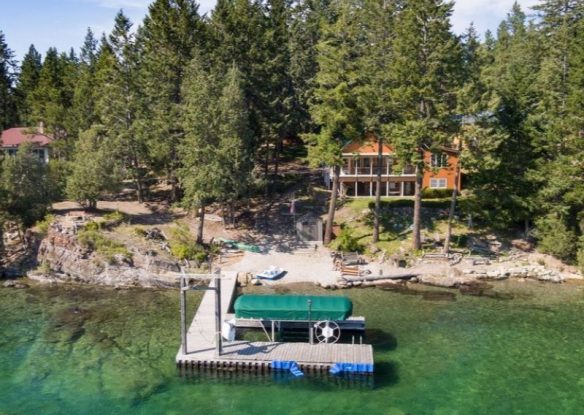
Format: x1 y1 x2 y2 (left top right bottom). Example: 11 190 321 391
256 266 285 280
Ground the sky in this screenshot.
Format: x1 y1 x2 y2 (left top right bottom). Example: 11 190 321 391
0 0 540 62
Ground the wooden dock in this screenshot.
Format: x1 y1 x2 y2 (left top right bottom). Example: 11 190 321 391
176 271 374 374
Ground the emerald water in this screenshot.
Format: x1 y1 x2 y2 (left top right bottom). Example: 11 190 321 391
2 281 584 415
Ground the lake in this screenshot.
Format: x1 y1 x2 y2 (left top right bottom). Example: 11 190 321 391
1 280 584 415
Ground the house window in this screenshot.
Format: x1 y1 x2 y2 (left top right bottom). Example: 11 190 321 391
430 178 447 189
431 153 448 168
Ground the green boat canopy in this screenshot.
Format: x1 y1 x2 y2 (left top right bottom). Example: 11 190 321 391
234 295 353 321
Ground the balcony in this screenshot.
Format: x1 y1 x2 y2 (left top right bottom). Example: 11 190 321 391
340 165 416 177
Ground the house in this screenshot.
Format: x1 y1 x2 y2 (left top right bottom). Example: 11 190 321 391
326 133 461 197
1 123 53 163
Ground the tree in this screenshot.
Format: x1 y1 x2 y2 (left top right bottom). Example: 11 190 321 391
0 31 18 131
16 44 42 125
216 65 253 226
305 0 365 244
357 0 398 243
140 0 204 201
72 28 100 134
390 0 461 250
96 11 148 202
179 56 221 243
66 126 121 209
0 142 51 227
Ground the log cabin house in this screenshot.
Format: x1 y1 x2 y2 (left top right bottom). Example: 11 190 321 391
325 134 461 197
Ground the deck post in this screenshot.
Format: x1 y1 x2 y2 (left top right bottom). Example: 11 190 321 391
271 320 275 342
180 277 188 355
215 276 222 356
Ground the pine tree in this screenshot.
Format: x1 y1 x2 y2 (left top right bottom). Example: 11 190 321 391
209 0 268 174
140 0 204 201
469 3 542 231
0 31 18 131
96 12 148 202
305 0 365 244
72 28 99 133
216 64 253 226
16 44 42 125
263 0 295 180
179 56 222 243
66 126 122 209
357 0 398 243
390 0 461 250
288 0 331 136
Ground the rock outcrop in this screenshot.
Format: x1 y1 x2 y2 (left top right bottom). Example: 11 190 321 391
29 226 182 288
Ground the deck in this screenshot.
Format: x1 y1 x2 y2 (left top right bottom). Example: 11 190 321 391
175 271 374 374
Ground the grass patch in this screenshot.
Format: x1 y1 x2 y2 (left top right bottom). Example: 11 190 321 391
78 229 132 264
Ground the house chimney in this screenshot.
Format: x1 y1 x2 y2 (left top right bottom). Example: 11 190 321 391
38 121 44 135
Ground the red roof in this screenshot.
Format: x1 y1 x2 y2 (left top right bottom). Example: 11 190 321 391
1 127 53 147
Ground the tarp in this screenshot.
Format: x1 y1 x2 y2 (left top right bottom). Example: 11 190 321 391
234 295 353 321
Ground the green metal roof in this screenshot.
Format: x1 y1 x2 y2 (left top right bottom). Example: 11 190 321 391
234 295 353 321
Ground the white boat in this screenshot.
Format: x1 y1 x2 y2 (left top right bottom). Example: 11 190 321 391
256 266 286 280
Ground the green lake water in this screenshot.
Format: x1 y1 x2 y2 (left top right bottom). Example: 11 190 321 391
1 280 584 415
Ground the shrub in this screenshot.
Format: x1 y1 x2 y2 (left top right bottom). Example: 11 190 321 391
36 214 56 236
78 229 131 264
422 188 453 199
103 210 125 227
578 237 584 274
535 215 577 262
335 227 364 253
168 222 208 262
133 226 148 237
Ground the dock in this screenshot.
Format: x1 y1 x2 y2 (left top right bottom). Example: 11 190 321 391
176 271 374 374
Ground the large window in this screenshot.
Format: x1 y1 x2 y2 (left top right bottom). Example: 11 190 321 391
430 178 447 189
431 153 448 168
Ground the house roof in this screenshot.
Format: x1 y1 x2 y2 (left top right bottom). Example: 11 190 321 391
342 134 394 155
1 127 53 148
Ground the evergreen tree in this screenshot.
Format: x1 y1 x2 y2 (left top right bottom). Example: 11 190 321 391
0 142 51 227
96 12 148 202
66 126 122 209
263 0 295 180
16 44 42 125
72 28 99 133
216 64 253 226
140 0 204 201
468 3 542 231
179 56 222 243
0 31 18 131
390 0 461 250
305 0 365 244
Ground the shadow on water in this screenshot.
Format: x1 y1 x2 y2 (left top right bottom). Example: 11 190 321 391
372 361 399 388
366 329 397 352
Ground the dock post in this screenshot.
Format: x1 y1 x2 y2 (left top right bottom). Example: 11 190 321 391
215 276 222 356
308 299 313 345
180 277 188 355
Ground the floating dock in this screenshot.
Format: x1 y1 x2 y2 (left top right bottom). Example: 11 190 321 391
175 271 374 374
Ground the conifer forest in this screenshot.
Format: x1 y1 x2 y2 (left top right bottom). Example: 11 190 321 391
0 0 583 270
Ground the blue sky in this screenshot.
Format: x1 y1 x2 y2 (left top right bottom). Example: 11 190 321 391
0 0 539 62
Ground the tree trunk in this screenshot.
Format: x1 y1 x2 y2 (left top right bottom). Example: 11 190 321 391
373 136 383 243
412 164 423 250
324 165 341 245
135 175 144 204
196 203 205 245
443 180 459 254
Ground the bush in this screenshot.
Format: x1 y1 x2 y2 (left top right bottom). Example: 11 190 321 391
36 214 56 236
103 210 125 227
78 229 131 264
535 215 577 262
422 188 453 199
133 226 148 237
168 223 208 262
335 227 364 253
